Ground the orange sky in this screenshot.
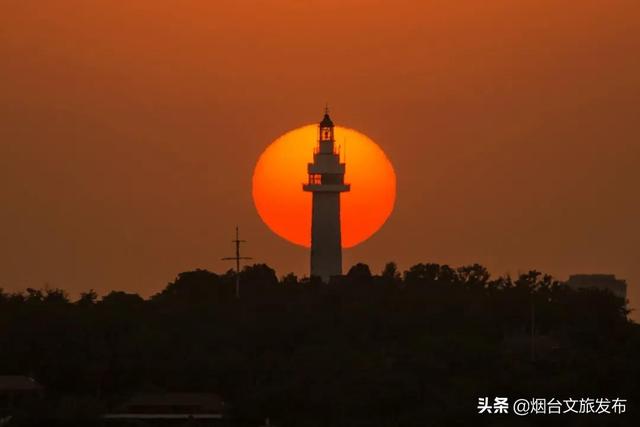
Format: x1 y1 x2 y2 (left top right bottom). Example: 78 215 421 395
1 1 639 317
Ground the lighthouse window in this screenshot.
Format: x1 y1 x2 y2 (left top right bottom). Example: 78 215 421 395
309 174 322 184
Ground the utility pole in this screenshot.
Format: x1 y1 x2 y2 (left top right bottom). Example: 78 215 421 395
222 226 252 298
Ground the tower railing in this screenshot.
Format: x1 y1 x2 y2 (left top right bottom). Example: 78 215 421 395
313 144 340 156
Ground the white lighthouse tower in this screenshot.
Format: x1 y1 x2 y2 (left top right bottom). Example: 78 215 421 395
303 109 350 282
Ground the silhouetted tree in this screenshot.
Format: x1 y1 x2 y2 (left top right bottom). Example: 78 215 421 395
77 289 98 307
100 291 144 308
380 261 401 286
346 262 373 285
281 273 298 286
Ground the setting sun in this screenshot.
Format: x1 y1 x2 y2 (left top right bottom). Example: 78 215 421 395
252 124 396 248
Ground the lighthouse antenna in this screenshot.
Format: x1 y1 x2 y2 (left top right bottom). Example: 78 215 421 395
344 136 347 164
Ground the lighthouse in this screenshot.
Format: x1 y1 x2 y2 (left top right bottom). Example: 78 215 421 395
303 109 350 282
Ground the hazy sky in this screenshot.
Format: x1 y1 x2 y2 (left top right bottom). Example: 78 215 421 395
1 1 639 316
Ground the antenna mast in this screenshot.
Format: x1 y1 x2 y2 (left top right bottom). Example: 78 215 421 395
344 136 347 164
221 226 252 298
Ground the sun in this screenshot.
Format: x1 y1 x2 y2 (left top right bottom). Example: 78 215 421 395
252 124 396 248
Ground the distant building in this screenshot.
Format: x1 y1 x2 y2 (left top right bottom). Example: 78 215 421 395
0 376 43 415
567 274 627 299
103 392 224 423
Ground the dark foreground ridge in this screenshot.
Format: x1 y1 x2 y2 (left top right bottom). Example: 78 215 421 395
0 262 638 426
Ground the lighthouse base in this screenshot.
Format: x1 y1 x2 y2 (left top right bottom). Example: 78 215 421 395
310 192 343 282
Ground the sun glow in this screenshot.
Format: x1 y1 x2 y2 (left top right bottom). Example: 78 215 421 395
252 124 396 248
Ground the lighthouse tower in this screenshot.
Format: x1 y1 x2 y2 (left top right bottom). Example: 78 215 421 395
303 109 350 282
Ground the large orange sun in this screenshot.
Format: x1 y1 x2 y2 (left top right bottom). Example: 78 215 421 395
252 124 396 248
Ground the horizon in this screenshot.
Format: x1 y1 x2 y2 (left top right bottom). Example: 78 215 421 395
1 261 630 309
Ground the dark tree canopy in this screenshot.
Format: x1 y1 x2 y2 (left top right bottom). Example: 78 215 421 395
0 262 637 426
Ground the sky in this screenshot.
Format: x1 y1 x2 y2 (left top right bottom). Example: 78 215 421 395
1 0 639 317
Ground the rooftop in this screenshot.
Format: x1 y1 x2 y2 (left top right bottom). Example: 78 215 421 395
0 376 42 392
319 112 334 128
112 392 224 415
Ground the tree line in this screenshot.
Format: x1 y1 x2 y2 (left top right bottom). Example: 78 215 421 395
0 262 638 426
